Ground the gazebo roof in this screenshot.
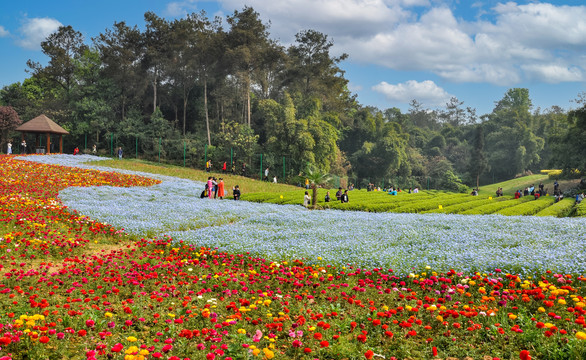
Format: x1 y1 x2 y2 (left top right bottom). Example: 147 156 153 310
15 114 69 135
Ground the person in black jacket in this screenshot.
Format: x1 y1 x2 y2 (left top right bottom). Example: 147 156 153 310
233 185 241 200
340 190 349 203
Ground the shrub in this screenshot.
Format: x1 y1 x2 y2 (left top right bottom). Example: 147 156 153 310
496 196 556 216
535 198 575 217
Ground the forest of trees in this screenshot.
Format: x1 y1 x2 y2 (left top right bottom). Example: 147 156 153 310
1 7 585 190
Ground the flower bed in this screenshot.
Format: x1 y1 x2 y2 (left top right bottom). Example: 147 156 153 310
0 155 585 360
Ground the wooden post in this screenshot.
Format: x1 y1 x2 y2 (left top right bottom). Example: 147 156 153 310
59 135 63 153
46 133 51 154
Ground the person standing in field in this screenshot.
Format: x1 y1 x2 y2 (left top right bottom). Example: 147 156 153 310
117 147 123 159
6 141 12 155
21 139 27 154
217 178 225 199
325 191 331 202
207 177 213 199
212 177 218 199
222 162 227 173
264 167 269 181
303 191 310 207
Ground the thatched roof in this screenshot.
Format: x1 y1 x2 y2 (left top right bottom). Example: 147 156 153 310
15 114 69 135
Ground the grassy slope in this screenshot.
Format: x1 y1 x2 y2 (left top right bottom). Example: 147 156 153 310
94 159 299 195
476 174 579 197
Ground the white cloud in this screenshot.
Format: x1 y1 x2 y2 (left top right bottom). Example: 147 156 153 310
218 0 410 41
372 80 452 106
207 0 586 86
165 0 198 17
0 25 9 37
521 64 584 83
17 17 62 50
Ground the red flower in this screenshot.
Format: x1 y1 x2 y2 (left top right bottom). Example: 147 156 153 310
520 350 531 360
313 332 322 340
77 329 87 337
303 348 312 354
320 341 329 348
39 336 50 344
365 350 374 359
111 343 124 352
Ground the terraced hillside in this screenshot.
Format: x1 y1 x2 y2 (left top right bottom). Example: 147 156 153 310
244 188 581 217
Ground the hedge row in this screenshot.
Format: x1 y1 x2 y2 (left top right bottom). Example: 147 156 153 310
423 196 510 214
496 196 556 216
535 198 576 217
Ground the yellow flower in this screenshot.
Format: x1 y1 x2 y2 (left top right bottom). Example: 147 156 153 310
105 312 114 318
237 328 246 334
126 336 138 342
252 349 261 356
436 315 444 322
538 307 546 313
508 314 517 320
263 348 275 359
576 332 586 340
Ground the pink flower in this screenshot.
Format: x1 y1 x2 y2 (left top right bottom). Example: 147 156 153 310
85 319 95 328
253 330 262 342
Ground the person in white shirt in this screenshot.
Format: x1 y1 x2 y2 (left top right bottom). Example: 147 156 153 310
303 191 311 207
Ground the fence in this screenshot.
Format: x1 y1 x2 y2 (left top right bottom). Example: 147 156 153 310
75 133 305 184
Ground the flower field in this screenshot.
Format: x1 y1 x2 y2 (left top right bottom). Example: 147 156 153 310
243 189 582 218
1 155 586 360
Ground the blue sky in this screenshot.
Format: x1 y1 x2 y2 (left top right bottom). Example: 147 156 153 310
1 0 585 116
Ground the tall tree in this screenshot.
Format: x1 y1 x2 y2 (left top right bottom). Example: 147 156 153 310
469 125 489 189
143 12 171 114
27 25 87 101
225 7 271 127
0 106 22 152
94 22 144 122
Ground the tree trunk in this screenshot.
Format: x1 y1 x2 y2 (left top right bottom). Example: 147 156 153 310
183 96 187 137
152 71 158 114
312 184 318 209
204 78 211 146
246 74 251 127
121 97 126 122
476 173 480 190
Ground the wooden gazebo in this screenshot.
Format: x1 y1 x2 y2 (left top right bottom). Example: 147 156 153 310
15 114 69 154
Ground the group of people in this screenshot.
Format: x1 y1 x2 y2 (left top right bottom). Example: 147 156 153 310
201 176 241 200
512 183 548 200
206 160 250 178
5 140 27 154
308 188 348 207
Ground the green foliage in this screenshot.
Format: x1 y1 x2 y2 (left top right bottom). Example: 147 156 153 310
535 198 575 217
496 196 556 216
